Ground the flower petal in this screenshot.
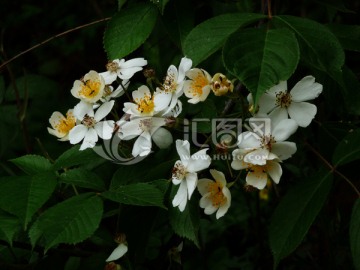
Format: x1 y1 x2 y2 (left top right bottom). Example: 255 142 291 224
94 101 114 121
178 57 192 82
69 125 88 144
268 106 288 129
188 148 211 172
154 91 172 112
132 132 152 157
209 169 226 187
197 178 213 196
272 119 298 142
80 128 98 150
176 140 190 167
120 58 147 69
257 93 278 114
244 148 269 165
199 193 212 208
216 187 231 219
105 243 128 262
186 172 198 199
267 80 287 96
246 170 268 190
272 141 297 161
99 71 117 85
74 101 93 120
204 202 218 215
290 75 323 102
172 180 188 211
95 120 114 140
267 160 282 184
237 131 262 149
288 102 317 127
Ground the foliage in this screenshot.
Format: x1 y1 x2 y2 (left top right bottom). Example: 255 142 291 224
1 0 360 269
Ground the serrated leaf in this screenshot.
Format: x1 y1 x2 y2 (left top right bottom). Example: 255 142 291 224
102 182 165 208
0 210 20 245
332 129 360 167
104 3 158 60
273 15 344 74
269 169 333 268
29 193 103 252
53 145 100 170
223 27 299 105
10 155 52 175
350 199 360 270
60 168 106 191
168 185 200 247
0 172 57 228
184 13 266 66
110 165 147 190
327 24 360 52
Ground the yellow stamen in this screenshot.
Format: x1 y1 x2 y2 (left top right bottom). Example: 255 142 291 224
80 80 101 98
207 180 227 207
136 94 155 114
190 71 208 97
55 112 76 134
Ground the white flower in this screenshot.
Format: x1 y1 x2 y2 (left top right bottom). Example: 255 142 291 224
47 109 76 141
157 57 192 116
100 58 147 84
237 118 298 165
197 169 231 219
123 85 169 117
249 75 323 127
101 80 130 102
69 101 115 150
119 117 172 157
183 68 212 104
172 140 211 212
70 70 105 103
231 149 283 189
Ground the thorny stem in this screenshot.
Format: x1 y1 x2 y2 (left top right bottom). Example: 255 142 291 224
0 17 111 71
305 141 360 198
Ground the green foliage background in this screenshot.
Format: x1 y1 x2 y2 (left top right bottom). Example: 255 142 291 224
1 0 360 269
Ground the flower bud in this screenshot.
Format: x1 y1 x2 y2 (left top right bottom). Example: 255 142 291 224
211 73 234 96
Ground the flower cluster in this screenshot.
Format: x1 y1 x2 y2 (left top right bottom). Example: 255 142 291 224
48 56 322 223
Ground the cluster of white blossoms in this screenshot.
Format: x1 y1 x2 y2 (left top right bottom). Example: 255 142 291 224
48 56 322 222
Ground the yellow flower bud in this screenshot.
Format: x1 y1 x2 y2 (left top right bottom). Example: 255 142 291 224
211 73 234 96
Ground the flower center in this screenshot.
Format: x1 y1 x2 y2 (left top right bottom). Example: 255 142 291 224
190 71 208 97
135 94 155 114
103 85 113 97
80 79 101 98
207 181 226 207
81 114 96 128
275 91 292 108
260 135 276 151
172 162 186 180
163 74 177 93
55 112 76 134
106 61 120 73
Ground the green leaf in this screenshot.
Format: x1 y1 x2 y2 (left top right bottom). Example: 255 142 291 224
59 168 106 191
350 199 360 270
0 76 4 104
193 99 217 133
314 0 355 13
0 210 20 245
0 172 57 228
184 13 266 66
102 182 165 208
168 185 200 247
332 129 360 167
53 145 100 170
269 169 333 268
273 15 344 74
223 27 299 105
327 24 360 52
29 193 103 252
110 164 147 190
104 3 158 60
10 155 52 175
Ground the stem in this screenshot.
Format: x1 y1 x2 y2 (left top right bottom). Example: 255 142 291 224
305 141 360 197
0 17 110 71
72 184 79 196
267 0 273 19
